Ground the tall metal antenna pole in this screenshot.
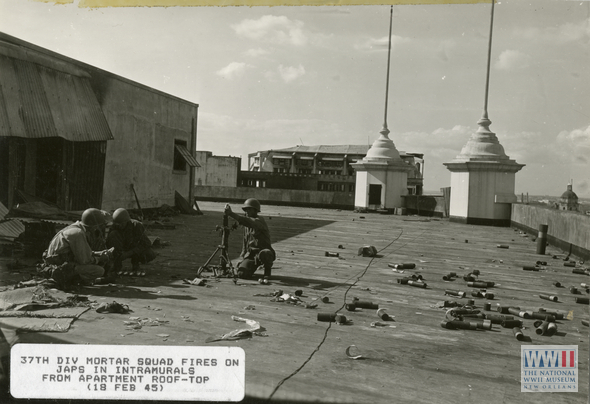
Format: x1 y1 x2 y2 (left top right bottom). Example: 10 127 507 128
482 0 495 119
382 5 394 135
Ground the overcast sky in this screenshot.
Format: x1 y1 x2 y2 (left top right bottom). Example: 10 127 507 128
1 0 588 197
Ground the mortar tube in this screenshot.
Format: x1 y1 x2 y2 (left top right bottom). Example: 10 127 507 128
539 294 559 302
564 262 576 267
513 327 524 341
401 263 416 269
376 309 390 321
497 245 509 249
496 306 513 314
462 313 485 319
533 309 565 320
501 319 523 328
523 266 539 271
535 321 549 336
546 322 557 336
325 252 339 257
536 224 548 255
452 308 480 315
572 269 588 275
582 320 589 327
575 297 590 304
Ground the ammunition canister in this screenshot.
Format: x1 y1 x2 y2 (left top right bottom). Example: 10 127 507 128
539 294 558 302
501 319 523 328
513 327 524 341
535 321 549 335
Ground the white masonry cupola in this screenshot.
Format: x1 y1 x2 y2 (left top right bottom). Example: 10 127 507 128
443 0 524 226
351 6 413 212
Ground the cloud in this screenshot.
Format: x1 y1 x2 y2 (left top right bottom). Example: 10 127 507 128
514 17 590 44
494 50 531 70
278 64 305 83
215 62 250 80
232 15 307 46
355 34 410 51
245 48 270 57
557 125 590 164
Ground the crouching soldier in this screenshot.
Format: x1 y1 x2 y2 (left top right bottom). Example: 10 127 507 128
224 199 276 281
106 208 156 275
41 208 113 289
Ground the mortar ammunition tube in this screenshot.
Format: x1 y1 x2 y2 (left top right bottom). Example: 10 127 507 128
523 266 539 271
581 283 589 289
445 290 465 298
467 299 475 306
355 301 379 309
536 224 548 255
335 314 347 324
317 313 336 322
546 322 557 335
472 269 480 276
471 291 484 298
443 275 451 281
507 308 530 318
446 320 477 330
539 294 558 302
324 251 339 257
497 306 512 314
448 272 457 277
582 320 589 327
553 281 561 287
513 327 524 341
573 269 588 275
463 275 476 282
462 313 485 319
501 319 523 328
483 302 492 311
564 262 576 267
485 314 514 324
528 312 556 322
570 287 580 294
535 321 549 335
497 245 509 249
407 280 427 288
483 293 494 299
451 308 480 315
575 297 589 304
376 308 390 320
533 320 543 328
468 281 495 288
345 304 356 311
474 319 492 330
397 278 409 284
536 261 548 266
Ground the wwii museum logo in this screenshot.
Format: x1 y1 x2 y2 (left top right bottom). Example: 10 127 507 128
521 345 578 392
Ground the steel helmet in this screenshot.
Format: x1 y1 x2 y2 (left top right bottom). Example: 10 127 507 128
81 208 107 228
112 208 131 226
242 198 261 212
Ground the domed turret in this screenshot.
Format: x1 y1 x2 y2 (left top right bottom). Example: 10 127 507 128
559 183 579 211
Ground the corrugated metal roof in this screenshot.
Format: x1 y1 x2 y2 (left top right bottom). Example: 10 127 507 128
0 202 8 220
175 145 200 167
0 219 25 240
0 53 114 142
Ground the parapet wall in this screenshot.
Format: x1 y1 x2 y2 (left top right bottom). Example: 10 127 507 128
194 185 355 210
511 203 590 261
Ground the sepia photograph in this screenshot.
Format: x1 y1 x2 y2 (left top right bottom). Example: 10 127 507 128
0 0 588 403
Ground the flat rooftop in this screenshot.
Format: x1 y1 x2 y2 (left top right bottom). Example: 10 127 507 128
1 201 588 404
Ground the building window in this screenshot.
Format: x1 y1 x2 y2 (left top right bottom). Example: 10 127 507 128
340 184 345 192
349 184 355 192
173 139 188 171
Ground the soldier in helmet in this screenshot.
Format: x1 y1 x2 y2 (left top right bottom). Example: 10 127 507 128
42 208 114 288
106 208 156 275
224 199 276 281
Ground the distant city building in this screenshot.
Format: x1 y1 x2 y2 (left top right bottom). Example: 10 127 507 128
247 145 424 195
559 183 579 211
194 151 240 187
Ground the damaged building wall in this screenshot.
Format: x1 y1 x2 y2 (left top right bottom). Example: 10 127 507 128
0 32 199 213
89 75 199 210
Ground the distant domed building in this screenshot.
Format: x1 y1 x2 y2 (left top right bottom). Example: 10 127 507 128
559 183 579 211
